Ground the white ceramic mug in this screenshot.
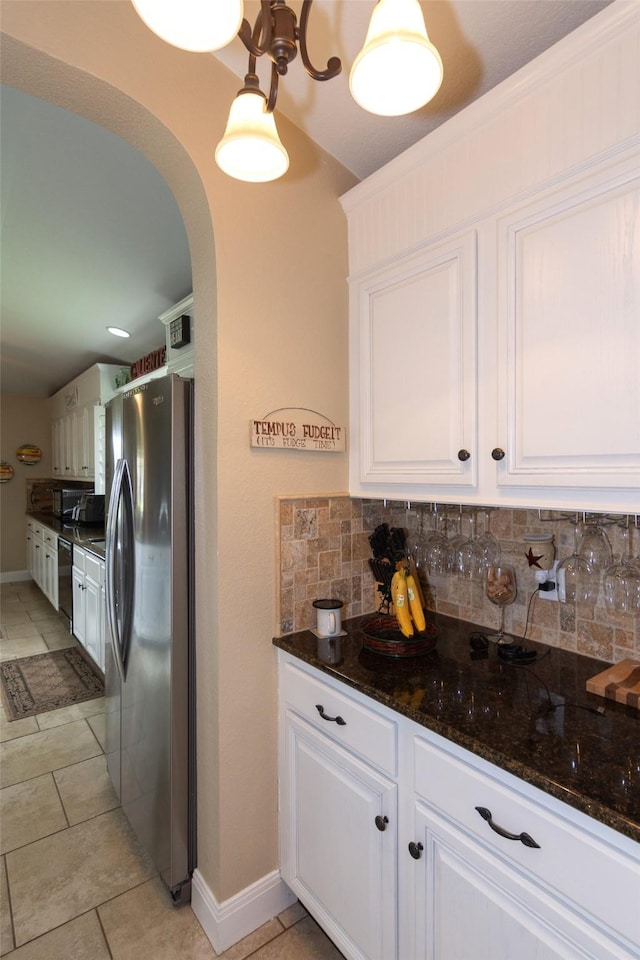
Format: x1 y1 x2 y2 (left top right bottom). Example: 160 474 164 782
313 598 343 637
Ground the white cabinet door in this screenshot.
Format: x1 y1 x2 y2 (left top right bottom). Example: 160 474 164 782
282 711 398 960
26 520 36 578
350 231 478 494
42 530 58 610
76 404 95 479
495 160 640 500
51 418 64 478
72 564 86 646
83 575 102 668
410 802 627 960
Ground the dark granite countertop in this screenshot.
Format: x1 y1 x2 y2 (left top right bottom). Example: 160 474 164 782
274 613 640 845
28 512 106 559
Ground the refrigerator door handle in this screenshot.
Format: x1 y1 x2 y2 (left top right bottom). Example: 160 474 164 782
106 457 133 683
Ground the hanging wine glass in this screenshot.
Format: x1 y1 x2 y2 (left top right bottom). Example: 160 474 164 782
485 564 517 643
411 506 427 574
603 519 640 613
425 504 454 575
557 517 598 603
456 509 485 580
578 520 612 575
446 505 467 563
476 507 501 569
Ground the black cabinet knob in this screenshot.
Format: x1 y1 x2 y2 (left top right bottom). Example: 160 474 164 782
375 815 389 832
491 447 505 461
457 449 471 462
408 841 424 860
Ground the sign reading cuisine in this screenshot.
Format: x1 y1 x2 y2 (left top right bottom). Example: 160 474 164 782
251 408 345 452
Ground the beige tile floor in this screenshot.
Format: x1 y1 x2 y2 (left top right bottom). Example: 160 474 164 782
1 581 344 959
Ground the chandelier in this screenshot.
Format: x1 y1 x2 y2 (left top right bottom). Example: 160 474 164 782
131 1 443 183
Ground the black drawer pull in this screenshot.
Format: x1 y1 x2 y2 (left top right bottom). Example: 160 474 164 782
408 841 423 860
457 449 471 462
375 815 389 832
491 447 506 461
315 704 346 725
475 806 540 848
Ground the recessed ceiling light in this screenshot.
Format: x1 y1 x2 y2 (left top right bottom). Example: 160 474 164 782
107 326 130 338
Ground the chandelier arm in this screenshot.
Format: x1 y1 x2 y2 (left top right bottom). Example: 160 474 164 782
238 0 273 58
266 62 280 114
298 0 342 81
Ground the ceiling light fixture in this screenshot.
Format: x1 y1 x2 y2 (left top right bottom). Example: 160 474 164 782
131 0 244 52
130 0 443 183
107 326 131 339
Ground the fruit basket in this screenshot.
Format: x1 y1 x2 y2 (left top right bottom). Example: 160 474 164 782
360 615 439 658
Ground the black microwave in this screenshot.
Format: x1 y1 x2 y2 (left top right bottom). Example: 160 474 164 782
52 488 89 518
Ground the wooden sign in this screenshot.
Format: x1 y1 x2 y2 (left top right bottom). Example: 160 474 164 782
131 346 166 381
251 408 345 452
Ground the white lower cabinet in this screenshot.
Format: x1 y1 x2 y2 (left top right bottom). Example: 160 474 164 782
409 736 638 960
72 546 105 671
277 653 640 960
280 660 398 960
26 518 58 610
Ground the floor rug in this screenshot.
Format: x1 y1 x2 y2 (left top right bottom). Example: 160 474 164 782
0 647 104 720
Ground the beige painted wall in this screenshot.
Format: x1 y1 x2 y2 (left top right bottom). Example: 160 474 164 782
0 1 356 903
0 396 52 573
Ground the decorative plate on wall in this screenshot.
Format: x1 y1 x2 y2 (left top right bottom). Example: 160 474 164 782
16 444 42 465
0 462 14 483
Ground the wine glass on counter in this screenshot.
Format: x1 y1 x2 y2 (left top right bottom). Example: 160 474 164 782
485 564 517 643
557 517 598 603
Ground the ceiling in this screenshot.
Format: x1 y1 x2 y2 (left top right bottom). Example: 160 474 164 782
0 0 613 399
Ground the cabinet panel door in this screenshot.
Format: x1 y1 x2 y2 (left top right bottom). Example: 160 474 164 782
282 712 398 960
84 576 101 667
411 802 629 960
51 418 64 478
497 162 640 494
72 567 86 646
76 405 95 478
353 231 477 489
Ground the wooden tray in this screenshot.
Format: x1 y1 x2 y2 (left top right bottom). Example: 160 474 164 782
360 615 438 658
586 659 640 710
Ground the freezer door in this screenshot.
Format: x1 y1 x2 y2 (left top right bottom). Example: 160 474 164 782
104 396 123 801
119 376 192 896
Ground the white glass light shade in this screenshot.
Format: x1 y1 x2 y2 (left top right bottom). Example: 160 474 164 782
350 0 443 116
215 91 289 183
131 0 243 53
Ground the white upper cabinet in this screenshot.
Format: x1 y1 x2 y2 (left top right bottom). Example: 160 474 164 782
49 363 121 483
495 158 640 496
341 3 640 512
352 231 477 490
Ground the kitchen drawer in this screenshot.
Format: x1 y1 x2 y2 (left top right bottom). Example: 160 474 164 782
73 546 86 572
42 528 56 548
84 552 104 585
281 660 397 776
413 734 640 948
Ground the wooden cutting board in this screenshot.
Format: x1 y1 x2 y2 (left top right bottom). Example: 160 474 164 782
586 659 640 709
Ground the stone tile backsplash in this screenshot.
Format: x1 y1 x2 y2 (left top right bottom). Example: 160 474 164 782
277 496 639 663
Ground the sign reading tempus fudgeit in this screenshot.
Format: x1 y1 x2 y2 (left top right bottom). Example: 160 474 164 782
251 408 346 452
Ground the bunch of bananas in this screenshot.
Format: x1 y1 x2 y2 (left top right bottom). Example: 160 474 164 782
390 563 426 637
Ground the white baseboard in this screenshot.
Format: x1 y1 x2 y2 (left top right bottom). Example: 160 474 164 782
191 868 297 954
0 570 31 584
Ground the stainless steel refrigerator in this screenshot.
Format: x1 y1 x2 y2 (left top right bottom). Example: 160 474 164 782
104 373 195 903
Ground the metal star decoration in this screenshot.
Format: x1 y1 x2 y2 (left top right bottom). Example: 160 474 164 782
525 547 545 568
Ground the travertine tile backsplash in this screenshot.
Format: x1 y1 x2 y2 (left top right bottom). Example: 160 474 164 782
277 496 639 663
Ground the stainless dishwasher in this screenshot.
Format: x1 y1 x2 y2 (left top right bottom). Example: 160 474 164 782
57 536 73 628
